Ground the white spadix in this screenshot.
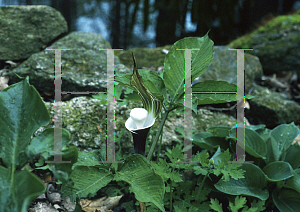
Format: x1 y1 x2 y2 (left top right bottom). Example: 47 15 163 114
125 107 155 133
130 108 148 129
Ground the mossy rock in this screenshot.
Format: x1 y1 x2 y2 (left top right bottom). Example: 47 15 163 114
228 10 300 75
246 83 300 128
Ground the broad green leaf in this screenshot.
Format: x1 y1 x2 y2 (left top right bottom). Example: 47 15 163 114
0 76 50 212
61 180 78 201
284 143 300 169
192 80 242 105
210 147 222 166
0 166 45 212
93 85 126 105
255 127 270 143
270 122 299 161
215 163 269 200
206 126 231 138
137 69 166 101
192 132 229 151
70 166 114 198
265 136 280 164
124 90 143 102
25 127 77 185
174 80 255 111
244 124 266 131
168 95 198 114
263 161 293 182
163 33 214 103
48 145 78 184
0 76 50 168
116 154 165 212
92 93 107 105
72 149 106 168
207 125 265 138
0 76 76 211
228 127 267 159
284 169 300 194
113 72 133 89
273 188 300 212
26 127 70 160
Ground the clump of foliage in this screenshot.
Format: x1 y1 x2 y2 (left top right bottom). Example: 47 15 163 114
1 32 300 212
0 76 77 212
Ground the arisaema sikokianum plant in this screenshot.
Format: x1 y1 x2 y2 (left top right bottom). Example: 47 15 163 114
98 32 254 161
90 32 256 211
124 53 163 156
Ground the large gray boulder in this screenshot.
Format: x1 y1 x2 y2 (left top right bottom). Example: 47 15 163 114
6 31 130 95
195 46 263 93
246 83 300 128
0 5 68 60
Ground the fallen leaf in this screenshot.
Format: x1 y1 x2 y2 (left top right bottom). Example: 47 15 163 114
0 76 9 91
97 125 103 133
80 196 122 212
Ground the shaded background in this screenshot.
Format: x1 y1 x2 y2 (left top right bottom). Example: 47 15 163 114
1 0 300 49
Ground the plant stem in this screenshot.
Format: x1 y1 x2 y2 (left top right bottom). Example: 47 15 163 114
147 105 176 161
156 126 163 162
170 180 173 212
197 173 209 197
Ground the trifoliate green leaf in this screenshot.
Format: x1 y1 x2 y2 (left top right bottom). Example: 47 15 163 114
210 198 223 212
165 145 184 163
212 149 245 182
228 196 247 212
150 159 183 183
193 166 208 176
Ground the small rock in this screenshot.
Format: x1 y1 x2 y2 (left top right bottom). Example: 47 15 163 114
47 184 61 204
